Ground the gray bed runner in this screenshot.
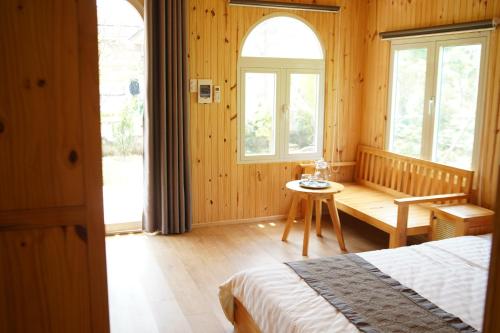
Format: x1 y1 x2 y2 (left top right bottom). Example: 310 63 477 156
286 254 478 333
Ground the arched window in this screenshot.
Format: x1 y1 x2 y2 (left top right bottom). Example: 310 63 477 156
238 16 325 163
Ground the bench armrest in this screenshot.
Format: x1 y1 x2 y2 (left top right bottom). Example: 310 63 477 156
394 193 468 206
391 193 468 248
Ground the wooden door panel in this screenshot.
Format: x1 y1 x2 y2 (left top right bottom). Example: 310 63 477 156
0 225 91 333
0 0 109 331
0 0 85 211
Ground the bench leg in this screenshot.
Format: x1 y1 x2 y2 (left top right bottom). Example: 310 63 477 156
394 204 409 248
315 200 322 237
326 197 347 252
388 233 398 248
282 194 300 241
302 196 313 256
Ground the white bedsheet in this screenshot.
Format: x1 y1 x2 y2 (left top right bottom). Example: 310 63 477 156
219 235 491 333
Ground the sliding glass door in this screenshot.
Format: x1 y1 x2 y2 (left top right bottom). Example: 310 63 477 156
97 0 145 232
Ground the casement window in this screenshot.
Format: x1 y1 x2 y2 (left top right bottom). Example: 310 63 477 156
387 32 489 170
238 16 325 163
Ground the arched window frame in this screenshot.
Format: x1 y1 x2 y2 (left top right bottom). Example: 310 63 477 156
127 0 144 17
237 14 326 163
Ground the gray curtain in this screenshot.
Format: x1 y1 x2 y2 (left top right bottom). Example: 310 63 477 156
143 0 191 234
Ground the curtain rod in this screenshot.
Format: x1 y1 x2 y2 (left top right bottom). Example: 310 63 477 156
380 19 499 40
228 0 340 13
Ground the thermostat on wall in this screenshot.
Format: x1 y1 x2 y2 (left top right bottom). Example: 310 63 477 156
198 79 213 104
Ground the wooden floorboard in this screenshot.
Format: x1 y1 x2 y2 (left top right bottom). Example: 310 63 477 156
106 213 390 333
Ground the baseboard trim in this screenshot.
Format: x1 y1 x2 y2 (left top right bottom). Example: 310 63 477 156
192 215 287 228
105 215 289 234
105 221 142 235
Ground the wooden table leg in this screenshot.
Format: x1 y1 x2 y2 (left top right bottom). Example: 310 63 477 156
326 196 347 252
315 200 322 237
282 194 299 241
303 196 313 256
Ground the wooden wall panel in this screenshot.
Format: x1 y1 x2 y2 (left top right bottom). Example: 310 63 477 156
361 0 500 208
187 0 366 225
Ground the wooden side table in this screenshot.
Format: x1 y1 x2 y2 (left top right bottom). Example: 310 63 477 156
429 203 494 240
282 180 346 256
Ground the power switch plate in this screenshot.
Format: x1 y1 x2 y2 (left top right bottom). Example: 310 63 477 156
190 79 197 93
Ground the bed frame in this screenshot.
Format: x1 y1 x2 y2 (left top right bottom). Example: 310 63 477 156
234 297 261 333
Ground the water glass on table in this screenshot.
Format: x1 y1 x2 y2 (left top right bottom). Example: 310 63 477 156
301 174 311 181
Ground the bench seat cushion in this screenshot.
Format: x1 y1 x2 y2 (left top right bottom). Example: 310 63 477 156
335 183 430 235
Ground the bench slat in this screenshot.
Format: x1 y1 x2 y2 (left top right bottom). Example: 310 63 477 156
335 184 431 231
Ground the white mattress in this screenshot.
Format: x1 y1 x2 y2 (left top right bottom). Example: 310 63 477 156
219 235 491 333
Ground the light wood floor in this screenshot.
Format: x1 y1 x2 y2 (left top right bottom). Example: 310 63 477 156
106 213 389 333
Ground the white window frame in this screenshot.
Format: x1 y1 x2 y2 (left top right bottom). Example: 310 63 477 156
386 31 489 171
237 16 325 164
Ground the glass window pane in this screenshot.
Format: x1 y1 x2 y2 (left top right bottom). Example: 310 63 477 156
244 72 276 156
434 44 482 169
241 17 323 59
390 48 428 158
288 73 320 154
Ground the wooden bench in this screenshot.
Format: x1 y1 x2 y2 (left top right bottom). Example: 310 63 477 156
302 145 474 248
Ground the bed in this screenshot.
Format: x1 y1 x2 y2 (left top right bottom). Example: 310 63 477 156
219 235 492 333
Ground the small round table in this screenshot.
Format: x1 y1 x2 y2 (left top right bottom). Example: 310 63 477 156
281 180 346 256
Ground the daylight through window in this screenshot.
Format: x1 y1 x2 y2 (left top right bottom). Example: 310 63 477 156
387 32 488 170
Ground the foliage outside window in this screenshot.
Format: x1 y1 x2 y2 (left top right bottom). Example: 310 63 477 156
238 16 325 163
387 32 488 170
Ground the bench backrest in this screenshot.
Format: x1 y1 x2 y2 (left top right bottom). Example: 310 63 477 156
355 146 474 197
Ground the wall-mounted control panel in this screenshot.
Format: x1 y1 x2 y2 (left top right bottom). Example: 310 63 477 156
198 79 213 104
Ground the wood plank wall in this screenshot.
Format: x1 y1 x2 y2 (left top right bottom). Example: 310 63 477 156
187 0 366 225
361 0 500 209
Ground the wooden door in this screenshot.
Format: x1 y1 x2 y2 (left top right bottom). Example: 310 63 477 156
0 0 109 332
483 165 500 332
